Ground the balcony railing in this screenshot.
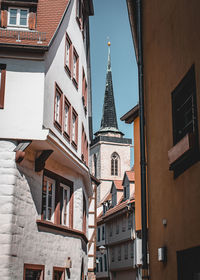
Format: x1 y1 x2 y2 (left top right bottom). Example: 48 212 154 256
0 29 46 43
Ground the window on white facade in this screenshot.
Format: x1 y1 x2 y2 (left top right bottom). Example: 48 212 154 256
111 152 119 176
73 48 79 87
64 98 71 139
8 7 29 27
65 34 72 75
109 222 113 237
60 183 70 226
72 108 78 147
54 85 63 128
42 176 55 221
42 171 73 228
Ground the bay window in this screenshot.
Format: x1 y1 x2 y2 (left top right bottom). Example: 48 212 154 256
42 177 55 222
41 170 73 228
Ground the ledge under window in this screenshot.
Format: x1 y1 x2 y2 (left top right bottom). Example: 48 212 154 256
36 220 88 244
168 132 199 177
71 140 77 150
72 77 78 89
54 120 62 132
64 65 71 77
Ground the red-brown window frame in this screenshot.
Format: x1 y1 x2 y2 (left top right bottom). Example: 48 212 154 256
63 97 71 141
41 169 74 229
81 125 88 166
64 33 72 77
76 0 83 29
53 266 65 280
23 263 45 280
82 192 86 234
0 64 6 109
72 47 79 89
82 68 87 113
71 108 78 149
54 83 63 131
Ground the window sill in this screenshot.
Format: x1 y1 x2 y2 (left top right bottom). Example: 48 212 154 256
54 121 62 132
63 131 70 142
72 78 78 89
168 132 199 177
64 65 71 78
36 220 88 243
71 140 77 150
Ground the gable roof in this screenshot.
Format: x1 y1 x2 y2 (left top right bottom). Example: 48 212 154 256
103 198 135 220
122 170 135 185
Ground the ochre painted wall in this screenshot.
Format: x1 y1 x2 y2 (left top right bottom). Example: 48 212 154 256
142 0 200 279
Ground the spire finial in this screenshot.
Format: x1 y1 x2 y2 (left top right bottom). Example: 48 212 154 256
107 40 111 71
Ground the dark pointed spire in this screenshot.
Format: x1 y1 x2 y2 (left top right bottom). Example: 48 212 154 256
95 42 123 137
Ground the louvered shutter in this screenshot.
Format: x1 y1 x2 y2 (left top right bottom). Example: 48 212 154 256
28 12 36 30
1 10 8 28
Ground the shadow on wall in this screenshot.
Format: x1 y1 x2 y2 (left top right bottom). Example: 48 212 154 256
17 163 42 216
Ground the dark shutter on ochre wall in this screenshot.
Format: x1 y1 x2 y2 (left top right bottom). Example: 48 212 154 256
28 12 36 30
1 10 8 28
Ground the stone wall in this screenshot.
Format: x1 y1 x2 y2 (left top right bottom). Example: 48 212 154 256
0 140 88 279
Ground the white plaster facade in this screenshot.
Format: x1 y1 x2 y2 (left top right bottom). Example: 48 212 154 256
90 139 131 206
0 0 93 279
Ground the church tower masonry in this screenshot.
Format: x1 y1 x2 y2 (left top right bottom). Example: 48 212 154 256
90 42 132 210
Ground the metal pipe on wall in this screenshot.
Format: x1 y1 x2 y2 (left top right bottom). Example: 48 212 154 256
136 0 148 269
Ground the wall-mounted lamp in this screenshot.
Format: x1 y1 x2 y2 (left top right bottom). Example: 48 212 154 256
162 218 167 226
158 247 167 262
99 245 106 255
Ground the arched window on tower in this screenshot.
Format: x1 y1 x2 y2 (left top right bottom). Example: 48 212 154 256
111 152 119 176
93 154 97 177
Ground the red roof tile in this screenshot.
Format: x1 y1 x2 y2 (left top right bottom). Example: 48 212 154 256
0 0 69 48
103 198 135 219
126 171 135 181
113 180 123 190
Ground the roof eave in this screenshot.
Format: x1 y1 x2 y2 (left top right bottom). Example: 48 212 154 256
121 104 139 124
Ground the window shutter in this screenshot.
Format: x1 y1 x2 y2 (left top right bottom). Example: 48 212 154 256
1 10 8 28
28 12 36 30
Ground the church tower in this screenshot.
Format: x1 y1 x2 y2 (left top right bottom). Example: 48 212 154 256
90 42 132 208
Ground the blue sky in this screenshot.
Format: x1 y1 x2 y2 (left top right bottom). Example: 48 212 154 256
90 0 139 144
